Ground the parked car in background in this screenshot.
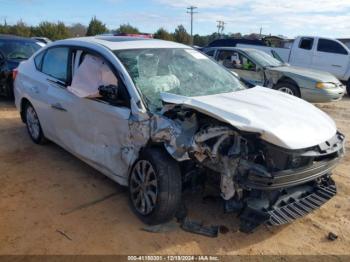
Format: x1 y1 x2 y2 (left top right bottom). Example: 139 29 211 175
204 47 345 102
201 38 266 56
0 35 42 98
31 37 52 45
14 36 345 232
207 38 266 48
236 36 350 95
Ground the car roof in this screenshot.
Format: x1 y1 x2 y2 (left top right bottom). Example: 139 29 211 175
208 46 260 53
55 36 190 50
0 34 38 42
208 38 266 47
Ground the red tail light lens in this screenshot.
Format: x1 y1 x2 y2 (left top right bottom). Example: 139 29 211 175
12 68 18 80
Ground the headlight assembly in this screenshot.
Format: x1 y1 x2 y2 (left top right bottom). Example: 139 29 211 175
316 82 337 89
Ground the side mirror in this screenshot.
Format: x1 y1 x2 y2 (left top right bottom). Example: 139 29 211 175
98 84 119 103
230 71 240 79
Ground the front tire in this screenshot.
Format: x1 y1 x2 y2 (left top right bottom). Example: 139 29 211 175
347 79 350 96
128 147 182 225
24 102 46 144
274 82 301 97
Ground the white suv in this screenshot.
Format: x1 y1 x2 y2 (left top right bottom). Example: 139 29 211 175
14 36 345 232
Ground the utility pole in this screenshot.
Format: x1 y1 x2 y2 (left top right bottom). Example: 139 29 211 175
217 20 226 38
187 6 198 46
259 26 263 38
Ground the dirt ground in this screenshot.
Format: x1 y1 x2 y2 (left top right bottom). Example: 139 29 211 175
0 96 349 256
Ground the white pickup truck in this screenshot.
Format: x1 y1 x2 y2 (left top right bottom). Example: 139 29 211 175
237 36 350 94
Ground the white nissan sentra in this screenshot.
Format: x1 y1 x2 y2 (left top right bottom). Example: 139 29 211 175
14 36 345 233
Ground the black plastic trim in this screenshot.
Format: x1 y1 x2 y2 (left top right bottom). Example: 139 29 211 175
240 157 341 190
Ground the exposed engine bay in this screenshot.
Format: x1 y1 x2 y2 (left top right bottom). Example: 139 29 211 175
150 104 345 232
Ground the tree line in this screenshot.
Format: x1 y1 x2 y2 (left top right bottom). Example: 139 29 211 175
0 16 250 46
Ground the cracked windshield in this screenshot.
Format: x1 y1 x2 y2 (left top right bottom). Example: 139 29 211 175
114 48 245 110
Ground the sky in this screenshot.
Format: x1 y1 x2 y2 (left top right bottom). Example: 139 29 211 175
1 0 350 38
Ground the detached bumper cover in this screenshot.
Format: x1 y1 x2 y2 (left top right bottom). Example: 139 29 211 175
267 183 336 225
238 132 345 190
239 176 337 233
236 132 344 233
243 157 340 190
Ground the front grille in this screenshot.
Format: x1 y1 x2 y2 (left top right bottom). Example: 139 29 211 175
267 184 336 226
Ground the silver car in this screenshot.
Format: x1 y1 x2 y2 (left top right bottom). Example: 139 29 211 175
204 47 346 102
14 36 344 233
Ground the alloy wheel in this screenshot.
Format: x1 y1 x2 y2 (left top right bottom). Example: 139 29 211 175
278 87 294 95
26 106 40 140
130 160 158 215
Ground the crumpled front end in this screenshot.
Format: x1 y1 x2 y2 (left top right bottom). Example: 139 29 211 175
150 104 345 232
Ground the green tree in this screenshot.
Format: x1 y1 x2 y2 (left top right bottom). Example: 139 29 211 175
32 21 70 40
8 20 31 37
86 17 107 36
68 23 87 37
193 34 208 47
230 32 242 38
0 20 10 35
154 27 174 41
173 25 191 45
55 22 70 39
115 23 140 34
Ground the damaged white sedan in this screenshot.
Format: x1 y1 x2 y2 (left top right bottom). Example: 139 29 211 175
14 36 345 233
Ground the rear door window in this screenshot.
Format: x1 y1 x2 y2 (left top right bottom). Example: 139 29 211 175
299 38 314 50
41 47 70 82
317 39 348 55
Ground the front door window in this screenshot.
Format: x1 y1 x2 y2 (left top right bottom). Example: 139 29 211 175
217 50 263 86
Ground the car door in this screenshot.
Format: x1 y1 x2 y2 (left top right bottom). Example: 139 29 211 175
47 48 133 179
289 37 314 67
34 46 74 143
312 38 349 79
216 49 264 86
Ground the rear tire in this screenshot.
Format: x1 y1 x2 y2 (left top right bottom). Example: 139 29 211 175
128 147 182 225
274 82 301 97
24 102 47 144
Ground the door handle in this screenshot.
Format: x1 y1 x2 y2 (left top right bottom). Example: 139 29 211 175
51 103 67 112
332 64 342 68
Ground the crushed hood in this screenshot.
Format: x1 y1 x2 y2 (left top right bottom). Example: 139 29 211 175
160 86 337 150
269 65 340 83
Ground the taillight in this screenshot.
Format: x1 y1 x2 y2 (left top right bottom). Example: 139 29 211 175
12 68 18 80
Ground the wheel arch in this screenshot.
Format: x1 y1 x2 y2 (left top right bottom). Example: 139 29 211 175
20 97 31 123
276 76 300 88
126 143 167 182
274 76 301 97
